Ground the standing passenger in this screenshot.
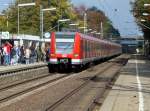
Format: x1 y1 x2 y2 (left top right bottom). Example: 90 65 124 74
0 46 3 65
10 46 17 65
36 46 42 62
46 48 50 62
16 45 21 63
41 43 46 62
25 47 30 64
20 45 25 64
3 42 12 65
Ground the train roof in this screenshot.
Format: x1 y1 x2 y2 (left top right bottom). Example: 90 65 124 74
79 33 121 47
53 32 121 47
55 32 76 36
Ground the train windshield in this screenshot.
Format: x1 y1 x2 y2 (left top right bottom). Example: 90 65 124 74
55 33 75 54
56 42 74 54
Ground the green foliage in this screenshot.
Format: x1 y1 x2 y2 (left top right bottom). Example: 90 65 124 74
1 0 120 39
2 0 76 36
74 6 120 39
133 0 150 40
0 16 7 31
103 20 120 39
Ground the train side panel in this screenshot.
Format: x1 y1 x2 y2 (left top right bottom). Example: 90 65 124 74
49 32 122 69
50 32 57 64
72 33 82 65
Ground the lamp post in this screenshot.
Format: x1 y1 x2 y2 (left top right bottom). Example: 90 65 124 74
40 7 56 39
84 12 87 34
88 29 92 31
140 19 146 22
18 2 36 37
78 26 89 33
0 4 10 29
144 4 150 7
142 13 150 16
57 19 70 31
69 23 79 26
91 31 97 34
69 23 79 31
78 27 87 29
100 22 103 39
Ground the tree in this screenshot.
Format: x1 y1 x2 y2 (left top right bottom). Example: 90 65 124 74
132 0 150 40
0 15 7 31
74 6 120 39
132 0 150 55
3 0 76 35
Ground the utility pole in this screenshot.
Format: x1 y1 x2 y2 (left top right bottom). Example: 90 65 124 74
84 12 87 34
5 9 9 29
100 22 103 39
18 6 19 37
40 5 43 39
6 14 8 28
18 2 35 37
40 6 56 37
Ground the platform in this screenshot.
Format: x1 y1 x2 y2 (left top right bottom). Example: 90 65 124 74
99 54 150 111
0 62 47 74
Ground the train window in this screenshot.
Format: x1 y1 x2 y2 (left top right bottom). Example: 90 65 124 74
87 41 90 52
83 40 86 51
56 42 74 54
85 40 88 52
56 33 75 39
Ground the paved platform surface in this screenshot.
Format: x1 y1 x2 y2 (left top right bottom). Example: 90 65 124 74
99 54 150 111
0 62 47 73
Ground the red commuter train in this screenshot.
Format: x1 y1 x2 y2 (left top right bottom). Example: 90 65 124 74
49 32 122 69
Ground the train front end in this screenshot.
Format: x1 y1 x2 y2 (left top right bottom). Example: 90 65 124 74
49 32 81 69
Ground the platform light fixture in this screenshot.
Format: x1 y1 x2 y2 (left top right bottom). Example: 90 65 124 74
41 7 56 39
78 27 87 29
142 13 149 16
91 31 97 34
18 2 36 36
140 19 146 22
58 19 70 31
69 23 79 26
144 4 150 7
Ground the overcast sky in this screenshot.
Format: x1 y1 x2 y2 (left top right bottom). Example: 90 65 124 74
0 0 143 37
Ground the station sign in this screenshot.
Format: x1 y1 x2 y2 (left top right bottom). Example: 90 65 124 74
44 32 50 38
1 31 10 39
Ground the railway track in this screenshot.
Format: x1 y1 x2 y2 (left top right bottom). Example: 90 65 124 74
45 56 128 111
0 63 80 104
0 73 70 103
0 55 129 111
0 63 47 75
0 63 49 90
45 58 127 111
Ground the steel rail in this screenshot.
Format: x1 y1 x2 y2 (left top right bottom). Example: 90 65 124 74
45 63 115 111
0 64 47 76
0 74 69 104
45 57 128 111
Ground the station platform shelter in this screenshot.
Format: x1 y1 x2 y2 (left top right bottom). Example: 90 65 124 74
1 34 50 47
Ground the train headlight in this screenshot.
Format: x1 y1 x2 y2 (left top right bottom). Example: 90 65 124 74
74 54 79 57
51 54 56 57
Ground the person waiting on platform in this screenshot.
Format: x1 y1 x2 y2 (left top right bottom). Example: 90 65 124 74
25 46 31 64
3 42 12 65
0 46 4 65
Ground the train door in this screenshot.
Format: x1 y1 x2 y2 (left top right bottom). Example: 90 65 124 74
83 39 86 59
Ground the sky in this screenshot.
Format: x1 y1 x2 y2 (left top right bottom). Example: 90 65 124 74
71 0 143 37
0 0 143 37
